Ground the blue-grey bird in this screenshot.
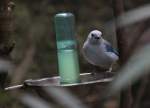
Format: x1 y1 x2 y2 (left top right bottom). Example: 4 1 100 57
82 30 119 73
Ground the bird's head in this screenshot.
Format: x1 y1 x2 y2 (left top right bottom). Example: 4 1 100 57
87 30 102 44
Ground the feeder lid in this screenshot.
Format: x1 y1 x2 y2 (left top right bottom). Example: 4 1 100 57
54 12 75 41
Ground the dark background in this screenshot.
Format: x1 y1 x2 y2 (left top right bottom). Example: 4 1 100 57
0 0 150 108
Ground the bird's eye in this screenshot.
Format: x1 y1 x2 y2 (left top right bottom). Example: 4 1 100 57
91 33 95 37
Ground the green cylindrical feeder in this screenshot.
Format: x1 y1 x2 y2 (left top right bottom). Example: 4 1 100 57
54 13 80 84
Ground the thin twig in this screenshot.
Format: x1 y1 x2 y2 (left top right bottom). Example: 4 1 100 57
5 84 23 90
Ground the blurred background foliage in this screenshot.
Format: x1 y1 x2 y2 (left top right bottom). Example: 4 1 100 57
1 0 150 108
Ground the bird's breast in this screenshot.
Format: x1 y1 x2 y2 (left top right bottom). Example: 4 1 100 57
83 44 112 68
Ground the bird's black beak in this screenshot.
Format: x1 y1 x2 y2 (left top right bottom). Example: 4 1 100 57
91 33 100 39
95 36 100 39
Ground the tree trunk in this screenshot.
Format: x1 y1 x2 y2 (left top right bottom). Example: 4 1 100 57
112 0 132 108
0 0 14 89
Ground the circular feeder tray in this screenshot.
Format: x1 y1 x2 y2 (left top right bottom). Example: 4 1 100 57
6 72 116 108
24 72 113 87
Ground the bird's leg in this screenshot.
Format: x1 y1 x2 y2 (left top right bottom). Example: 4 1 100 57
107 66 112 73
103 67 112 78
91 65 105 76
91 65 99 75
106 63 113 73
104 64 115 78
93 65 107 73
91 65 111 79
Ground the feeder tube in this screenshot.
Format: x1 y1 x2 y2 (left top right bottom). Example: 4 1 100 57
54 13 80 84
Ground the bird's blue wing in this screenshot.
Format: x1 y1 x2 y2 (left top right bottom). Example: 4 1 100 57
104 43 119 56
